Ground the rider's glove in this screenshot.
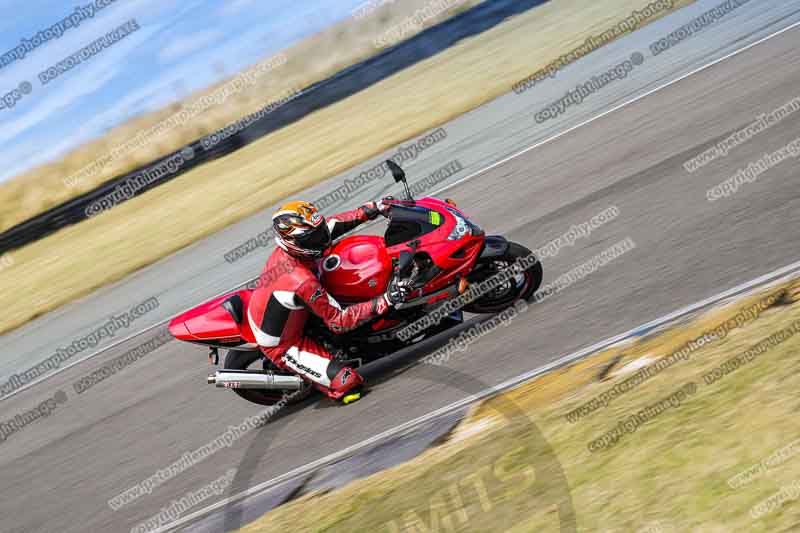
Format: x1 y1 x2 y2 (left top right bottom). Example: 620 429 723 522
383 276 412 306
361 201 381 220
361 200 391 220
377 199 392 217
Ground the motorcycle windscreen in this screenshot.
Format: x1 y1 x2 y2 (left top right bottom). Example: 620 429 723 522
384 205 442 247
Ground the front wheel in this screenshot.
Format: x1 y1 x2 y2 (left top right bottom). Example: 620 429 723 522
463 242 542 314
223 350 313 406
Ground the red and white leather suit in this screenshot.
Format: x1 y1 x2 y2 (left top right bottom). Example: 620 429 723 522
247 207 389 400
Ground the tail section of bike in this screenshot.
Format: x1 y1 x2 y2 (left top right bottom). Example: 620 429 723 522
168 289 257 350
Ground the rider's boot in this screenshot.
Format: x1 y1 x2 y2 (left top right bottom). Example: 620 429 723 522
322 363 365 404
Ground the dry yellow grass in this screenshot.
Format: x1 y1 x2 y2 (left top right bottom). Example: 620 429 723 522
474 280 798 418
234 277 800 532
0 0 694 335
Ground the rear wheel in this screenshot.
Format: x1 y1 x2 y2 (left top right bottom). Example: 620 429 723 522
463 242 542 314
223 350 313 406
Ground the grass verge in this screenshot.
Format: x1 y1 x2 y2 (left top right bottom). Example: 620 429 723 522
234 277 800 532
0 0 694 336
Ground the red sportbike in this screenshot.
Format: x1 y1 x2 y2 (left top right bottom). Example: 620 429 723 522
169 161 542 406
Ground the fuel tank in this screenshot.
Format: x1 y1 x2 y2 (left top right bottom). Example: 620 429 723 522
320 235 392 303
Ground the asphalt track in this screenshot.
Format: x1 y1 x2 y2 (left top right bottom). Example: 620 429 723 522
1 3 800 533
5 0 800 388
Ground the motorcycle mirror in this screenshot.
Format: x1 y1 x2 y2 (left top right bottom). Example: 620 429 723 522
386 160 413 201
387 159 405 182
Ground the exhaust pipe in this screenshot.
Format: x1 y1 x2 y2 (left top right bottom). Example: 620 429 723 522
207 370 305 390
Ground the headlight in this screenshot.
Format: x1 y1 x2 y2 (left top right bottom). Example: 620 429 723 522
446 208 481 240
448 214 469 240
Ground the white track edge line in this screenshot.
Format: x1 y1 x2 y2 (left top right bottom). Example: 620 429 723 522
431 19 800 196
156 258 800 532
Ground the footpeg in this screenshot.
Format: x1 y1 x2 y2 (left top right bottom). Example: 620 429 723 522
336 357 363 368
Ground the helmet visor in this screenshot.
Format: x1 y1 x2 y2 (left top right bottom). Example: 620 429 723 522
295 222 331 253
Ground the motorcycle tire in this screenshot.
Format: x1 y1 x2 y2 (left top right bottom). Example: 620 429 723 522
463 241 542 314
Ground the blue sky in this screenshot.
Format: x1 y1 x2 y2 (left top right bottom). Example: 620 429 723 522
0 0 372 182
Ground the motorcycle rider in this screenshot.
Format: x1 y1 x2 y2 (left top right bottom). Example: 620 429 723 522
247 200 409 404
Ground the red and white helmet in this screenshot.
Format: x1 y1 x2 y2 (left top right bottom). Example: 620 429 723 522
272 201 331 259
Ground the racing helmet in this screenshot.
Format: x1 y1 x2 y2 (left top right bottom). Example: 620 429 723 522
272 201 331 259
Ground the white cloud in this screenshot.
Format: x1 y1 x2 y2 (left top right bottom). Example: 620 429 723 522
0 20 163 140
218 0 260 16
0 65 120 145
0 20 167 181
0 0 359 183
158 30 224 64
0 66 123 181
